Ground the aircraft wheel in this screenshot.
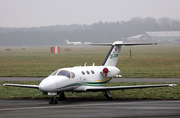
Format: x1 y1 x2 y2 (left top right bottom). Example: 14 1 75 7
49 96 58 104
49 100 58 104
107 97 112 101
59 97 67 101
54 100 58 104
49 101 53 104
59 92 67 101
103 90 112 101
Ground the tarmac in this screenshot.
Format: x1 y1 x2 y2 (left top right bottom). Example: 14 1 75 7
0 77 179 117
0 99 180 118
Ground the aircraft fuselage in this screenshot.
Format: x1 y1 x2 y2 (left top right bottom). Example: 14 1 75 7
39 66 120 93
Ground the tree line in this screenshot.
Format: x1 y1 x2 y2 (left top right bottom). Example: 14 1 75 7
0 17 180 46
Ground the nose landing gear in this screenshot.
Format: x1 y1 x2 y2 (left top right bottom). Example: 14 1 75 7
49 92 67 104
49 96 58 104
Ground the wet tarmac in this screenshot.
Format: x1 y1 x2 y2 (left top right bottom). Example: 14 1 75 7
0 99 180 118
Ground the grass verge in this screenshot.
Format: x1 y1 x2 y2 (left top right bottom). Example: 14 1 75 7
0 44 179 78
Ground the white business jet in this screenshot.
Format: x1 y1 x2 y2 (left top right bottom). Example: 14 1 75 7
3 41 176 104
65 39 82 45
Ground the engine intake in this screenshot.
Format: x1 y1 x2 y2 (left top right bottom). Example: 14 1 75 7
102 66 120 77
103 68 109 75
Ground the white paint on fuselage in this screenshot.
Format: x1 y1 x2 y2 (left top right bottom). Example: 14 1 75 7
39 66 120 93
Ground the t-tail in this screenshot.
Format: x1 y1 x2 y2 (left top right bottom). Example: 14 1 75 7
91 41 157 67
65 39 70 44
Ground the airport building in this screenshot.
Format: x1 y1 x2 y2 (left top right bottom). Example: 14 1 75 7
126 31 180 43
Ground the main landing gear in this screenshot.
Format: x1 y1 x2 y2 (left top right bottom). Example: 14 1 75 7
58 92 67 101
49 92 67 104
104 90 112 101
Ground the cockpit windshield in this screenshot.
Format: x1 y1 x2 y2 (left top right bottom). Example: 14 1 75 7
57 70 70 78
50 70 75 78
50 70 58 76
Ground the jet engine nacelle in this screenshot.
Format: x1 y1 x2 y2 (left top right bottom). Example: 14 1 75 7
102 66 120 77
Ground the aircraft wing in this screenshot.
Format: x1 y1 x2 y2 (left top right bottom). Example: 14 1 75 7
85 84 176 92
3 83 39 89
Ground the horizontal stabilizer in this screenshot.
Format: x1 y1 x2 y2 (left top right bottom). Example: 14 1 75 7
3 83 39 89
91 42 157 46
91 41 157 66
85 84 176 92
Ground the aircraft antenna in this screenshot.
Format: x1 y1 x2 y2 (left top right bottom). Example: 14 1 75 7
84 62 87 66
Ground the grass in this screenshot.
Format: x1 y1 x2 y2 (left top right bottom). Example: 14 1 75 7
0 44 179 78
1 81 179 100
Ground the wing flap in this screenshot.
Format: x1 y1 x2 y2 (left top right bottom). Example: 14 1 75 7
86 84 176 92
3 83 39 89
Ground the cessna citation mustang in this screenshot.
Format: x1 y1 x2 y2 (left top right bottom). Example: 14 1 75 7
4 41 176 104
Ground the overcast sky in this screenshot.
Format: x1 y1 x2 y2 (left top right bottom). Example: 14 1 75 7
0 0 180 27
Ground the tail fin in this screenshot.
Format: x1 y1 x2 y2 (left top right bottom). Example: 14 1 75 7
91 41 156 66
65 40 70 44
102 41 122 66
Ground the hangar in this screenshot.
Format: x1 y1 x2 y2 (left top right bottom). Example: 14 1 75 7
126 31 180 43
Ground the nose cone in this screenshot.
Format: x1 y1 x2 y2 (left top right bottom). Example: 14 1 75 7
39 77 51 92
39 76 67 92
39 76 58 92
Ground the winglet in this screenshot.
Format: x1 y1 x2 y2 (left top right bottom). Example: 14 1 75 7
169 84 177 86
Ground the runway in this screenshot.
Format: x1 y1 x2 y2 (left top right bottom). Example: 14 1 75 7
0 99 180 118
1 77 180 82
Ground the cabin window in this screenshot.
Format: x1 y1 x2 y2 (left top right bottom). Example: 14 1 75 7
86 71 90 74
81 71 85 75
57 70 70 78
70 72 75 78
91 70 95 74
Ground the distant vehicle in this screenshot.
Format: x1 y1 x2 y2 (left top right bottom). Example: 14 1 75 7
65 40 82 45
3 41 176 104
